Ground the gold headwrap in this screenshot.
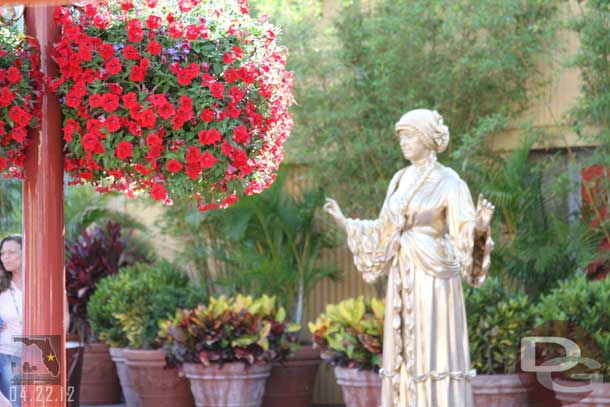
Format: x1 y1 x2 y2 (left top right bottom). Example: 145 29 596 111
395 109 450 153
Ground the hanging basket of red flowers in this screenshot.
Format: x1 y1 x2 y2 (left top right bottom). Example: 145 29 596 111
0 14 44 179
52 0 293 210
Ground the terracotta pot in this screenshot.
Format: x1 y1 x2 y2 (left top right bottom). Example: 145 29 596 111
124 349 194 407
555 381 610 406
183 362 271 407
263 345 321 407
472 374 534 407
79 342 122 405
109 347 141 407
334 366 381 407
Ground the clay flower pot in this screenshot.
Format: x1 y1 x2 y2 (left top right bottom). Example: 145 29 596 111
124 349 193 407
555 381 610 406
109 347 141 407
79 342 122 405
183 362 271 407
472 374 534 407
263 345 321 407
334 366 381 407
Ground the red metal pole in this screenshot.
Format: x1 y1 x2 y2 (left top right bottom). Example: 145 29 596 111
23 6 66 407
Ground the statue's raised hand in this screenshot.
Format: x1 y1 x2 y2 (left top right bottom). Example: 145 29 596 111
475 194 495 232
324 198 346 231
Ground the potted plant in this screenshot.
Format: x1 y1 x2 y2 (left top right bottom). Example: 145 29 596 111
464 277 538 407
308 297 384 407
51 0 293 210
536 273 610 406
159 294 299 407
200 166 339 407
65 221 146 404
89 260 204 407
0 10 43 179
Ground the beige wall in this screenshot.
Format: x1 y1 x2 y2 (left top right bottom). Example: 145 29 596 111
488 0 594 152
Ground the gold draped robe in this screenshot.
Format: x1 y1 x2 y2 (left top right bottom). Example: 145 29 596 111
345 161 493 407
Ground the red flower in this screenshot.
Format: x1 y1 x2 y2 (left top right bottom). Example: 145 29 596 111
115 141 133 160
11 128 27 143
104 115 122 132
107 83 123 95
150 183 167 201
185 162 201 179
224 68 240 83
222 52 236 65
148 94 169 106
99 44 115 60
127 19 144 42
66 90 82 108
0 157 6 172
123 45 141 60
226 104 240 119
220 140 234 158
199 108 215 122
210 82 225 99
105 58 122 75
0 87 14 107
89 93 103 108
168 22 184 39
232 46 244 59
138 109 157 129
130 64 147 82
8 106 32 127
122 92 140 110
63 118 81 142
82 133 105 155
101 93 120 113
157 102 176 120
146 133 163 147
232 125 250 145
7 67 22 84
239 0 249 14
185 146 200 163
147 40 162 56
200 152 218 169
146 15 162 30
229 87 245 103
166 159 183 173
198 129 222 146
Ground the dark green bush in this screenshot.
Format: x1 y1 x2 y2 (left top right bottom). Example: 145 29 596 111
537 273 610 380
465 277 537 374
88 260 205 348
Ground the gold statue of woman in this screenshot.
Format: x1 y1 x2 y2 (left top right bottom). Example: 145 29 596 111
324 109 495 407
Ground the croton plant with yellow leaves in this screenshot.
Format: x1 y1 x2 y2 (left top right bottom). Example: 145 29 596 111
308 296 384 371
158 294 300 366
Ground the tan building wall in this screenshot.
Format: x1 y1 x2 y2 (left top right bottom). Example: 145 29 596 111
488 0 596 152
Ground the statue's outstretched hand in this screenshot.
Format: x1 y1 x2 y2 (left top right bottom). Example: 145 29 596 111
475 194 495 233
324 198 346 231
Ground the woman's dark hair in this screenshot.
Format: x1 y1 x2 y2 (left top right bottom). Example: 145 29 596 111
0 235 22 292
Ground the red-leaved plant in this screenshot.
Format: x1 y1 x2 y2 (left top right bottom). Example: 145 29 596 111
65 221 140 342
51 0 293 210
0 15 44 178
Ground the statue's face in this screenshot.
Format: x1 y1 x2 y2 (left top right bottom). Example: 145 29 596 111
398 128 429 162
